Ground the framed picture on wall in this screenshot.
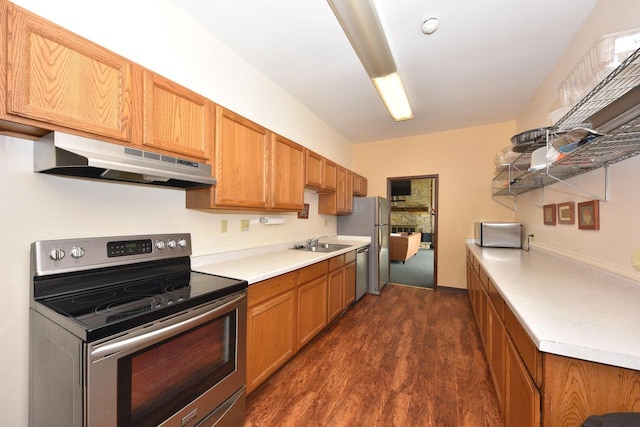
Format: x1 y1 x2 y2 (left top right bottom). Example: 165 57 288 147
578 200 600 230
543 204 556 225
557 202 575 225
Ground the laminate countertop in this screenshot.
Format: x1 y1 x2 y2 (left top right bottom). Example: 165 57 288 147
467 243 640 371
192 236 371 284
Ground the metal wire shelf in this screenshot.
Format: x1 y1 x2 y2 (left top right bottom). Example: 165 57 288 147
492 46 640 201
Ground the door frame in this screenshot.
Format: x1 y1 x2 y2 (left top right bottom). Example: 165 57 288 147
387 174 439 289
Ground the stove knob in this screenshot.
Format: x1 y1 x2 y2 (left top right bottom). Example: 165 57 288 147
70 246 85 259
178 239 187 248
167 239 177 249
156 240 166 250
49 248 65 261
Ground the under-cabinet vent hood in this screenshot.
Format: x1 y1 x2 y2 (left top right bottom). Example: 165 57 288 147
34 132 216 188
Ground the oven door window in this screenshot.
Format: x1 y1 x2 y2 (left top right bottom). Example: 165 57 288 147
117 312 236 427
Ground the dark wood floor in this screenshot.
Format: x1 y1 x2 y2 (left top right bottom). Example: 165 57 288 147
244 284 503 427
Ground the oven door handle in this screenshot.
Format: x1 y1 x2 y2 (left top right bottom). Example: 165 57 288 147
90 293 245 360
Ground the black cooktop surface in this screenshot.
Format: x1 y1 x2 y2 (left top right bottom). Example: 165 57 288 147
34 259 247 341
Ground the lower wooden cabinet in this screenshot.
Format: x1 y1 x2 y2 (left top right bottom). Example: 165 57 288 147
246 272 297 395
297 262 328 349
246 253 359 395
505 336 540 427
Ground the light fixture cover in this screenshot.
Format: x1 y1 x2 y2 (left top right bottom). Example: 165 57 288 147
328 0 413 121
372 72 414 121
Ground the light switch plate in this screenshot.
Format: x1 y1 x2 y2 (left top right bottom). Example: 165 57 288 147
220 220 228 233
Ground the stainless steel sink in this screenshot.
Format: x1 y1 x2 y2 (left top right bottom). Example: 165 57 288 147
292 243 351 253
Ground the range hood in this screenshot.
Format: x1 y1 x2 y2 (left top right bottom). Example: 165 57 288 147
34 132 216 188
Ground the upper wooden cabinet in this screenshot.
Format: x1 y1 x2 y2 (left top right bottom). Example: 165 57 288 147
304 149 323 190
353 173 368 197
142 71 213 161
323 158 337 193
5 4 138 142
318 165 354 215
270 134 304 211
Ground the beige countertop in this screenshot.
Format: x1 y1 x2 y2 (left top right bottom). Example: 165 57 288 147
192 236 370 284
468 243 640 371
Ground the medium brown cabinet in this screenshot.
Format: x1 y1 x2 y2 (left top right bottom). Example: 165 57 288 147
353 173 368 196
246 272 297 395
5 3 138 142
304 149 324 190
270 134 304 210
142 71 213 161
343 258 356 306
323 158 337 192
297 261 328 349
318 165 354 215
327 252 356 321
505 336 540 427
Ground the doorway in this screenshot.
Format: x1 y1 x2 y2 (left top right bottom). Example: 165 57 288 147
387 175 438 289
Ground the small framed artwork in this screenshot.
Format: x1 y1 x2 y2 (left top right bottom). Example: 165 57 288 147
578 200 600 230
298 203 310 219
543 204 556 225
557 202 575 225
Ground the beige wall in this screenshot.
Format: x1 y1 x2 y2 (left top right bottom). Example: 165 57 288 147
514 0 640 281
354 121 517 288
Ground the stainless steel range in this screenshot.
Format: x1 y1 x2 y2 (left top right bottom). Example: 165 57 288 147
29 233 247 427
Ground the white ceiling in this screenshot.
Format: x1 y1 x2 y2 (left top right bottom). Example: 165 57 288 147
172 0 598 143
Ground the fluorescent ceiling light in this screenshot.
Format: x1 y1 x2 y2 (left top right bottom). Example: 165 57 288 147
328 0 413 122
372 72 414 121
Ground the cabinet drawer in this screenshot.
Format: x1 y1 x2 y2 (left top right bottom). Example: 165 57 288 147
505 305 542 387
248 271 297 307
344 250 356 264
298 260 328 284
329 254 345 271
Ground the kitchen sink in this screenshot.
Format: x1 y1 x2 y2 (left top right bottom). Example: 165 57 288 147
292 243 351 253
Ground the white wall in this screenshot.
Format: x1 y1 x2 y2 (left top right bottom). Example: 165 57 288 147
514 0 640 281
2 0 350 425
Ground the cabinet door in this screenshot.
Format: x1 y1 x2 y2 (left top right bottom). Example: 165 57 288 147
6 4 136 142
246 289 296 394
297 276 327 349
344 169 354 213
353 173 368 196
488 299 506 413
323 159 337 192
143 71 213 160
215 107 270 209
304 149 323 190
505 336 540 427
343 261 356 306
327 268 344 321
270 134 304 210
336 166 347 213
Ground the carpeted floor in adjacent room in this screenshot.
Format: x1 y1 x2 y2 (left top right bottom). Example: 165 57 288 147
390 248 434 288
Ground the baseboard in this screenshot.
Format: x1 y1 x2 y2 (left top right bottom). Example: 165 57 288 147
436 286 467 294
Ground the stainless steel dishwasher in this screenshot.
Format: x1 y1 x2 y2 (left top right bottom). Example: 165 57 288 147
356 246 369 300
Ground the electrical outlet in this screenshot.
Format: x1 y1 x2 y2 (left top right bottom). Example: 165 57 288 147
324 219 328 227
241 219 250 232
220 220 228 233
632 248 640 271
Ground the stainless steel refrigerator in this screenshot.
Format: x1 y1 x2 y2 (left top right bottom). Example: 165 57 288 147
338 196 390 295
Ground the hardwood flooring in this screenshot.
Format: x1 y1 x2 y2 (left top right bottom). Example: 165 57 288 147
244 284 503 427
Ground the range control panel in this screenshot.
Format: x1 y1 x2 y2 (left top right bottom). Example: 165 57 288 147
33 233 192 276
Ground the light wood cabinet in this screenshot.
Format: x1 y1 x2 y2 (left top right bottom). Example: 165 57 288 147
246 272 297 395
297 261 328 349
5 3 138 142
142 71 213 161
323 158 337 192
270 134 304 210
327 253 356 321
353 173 368 196
318 165 354 215
343 258 356 306
487 280 506 412
505 336 540 427
304 149 323 190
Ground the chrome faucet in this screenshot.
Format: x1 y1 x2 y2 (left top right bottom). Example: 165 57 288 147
307 235 327 247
